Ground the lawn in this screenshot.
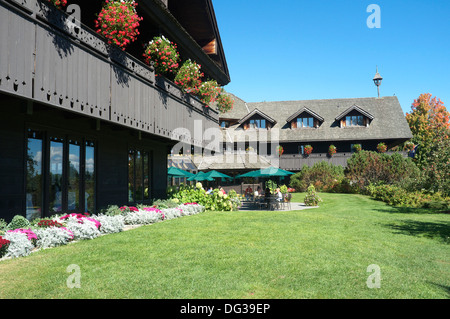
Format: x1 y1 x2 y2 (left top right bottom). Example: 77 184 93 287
0 193 448 299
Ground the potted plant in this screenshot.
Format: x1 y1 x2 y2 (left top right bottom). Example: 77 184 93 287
328 145 337 157
174 59 204 95
377 142 387 153
196 80 221 106
404 142 415 152
47 0 67 9
216 91 234 113
277 146 284 157
304 145 313 156
353 144 362 152
95 0 143 51
143 36 180 77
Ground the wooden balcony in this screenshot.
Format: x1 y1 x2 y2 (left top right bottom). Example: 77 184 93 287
0 0 219 148
279 151 409 171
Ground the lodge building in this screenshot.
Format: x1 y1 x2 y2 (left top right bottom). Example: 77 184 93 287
0 0 230 221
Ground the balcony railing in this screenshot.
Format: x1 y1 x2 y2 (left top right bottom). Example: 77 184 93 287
0 0 219 148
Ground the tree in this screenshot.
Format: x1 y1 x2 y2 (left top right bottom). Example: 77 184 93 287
405 93 450 168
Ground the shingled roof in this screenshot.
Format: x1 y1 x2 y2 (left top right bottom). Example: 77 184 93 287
218 95 413 143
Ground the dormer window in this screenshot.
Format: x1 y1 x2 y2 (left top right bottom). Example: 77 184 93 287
336 105 374 128
297 117 314 128
287 107 324 129
345 115 364 127
238 108 277 131
249 119 266 129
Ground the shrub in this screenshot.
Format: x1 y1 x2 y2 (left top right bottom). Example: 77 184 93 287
345 151 421 192
61 216 101 241
290 162 345 192
3 232 34 258
7 215 31 231
122 209 163 225
92 214 125 234
37 219 64 228
152 199 180 209
35 227 74 249
0 236 10 258
304 185 322 206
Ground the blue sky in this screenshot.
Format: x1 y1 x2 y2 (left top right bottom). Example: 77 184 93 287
213 0 450 114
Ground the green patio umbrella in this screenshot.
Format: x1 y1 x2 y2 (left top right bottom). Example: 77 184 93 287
187 171 214 182
236 167 294 178
205 170 232 180
168 166 194 177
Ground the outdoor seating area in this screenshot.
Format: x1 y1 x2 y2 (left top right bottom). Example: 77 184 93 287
240 192 295 211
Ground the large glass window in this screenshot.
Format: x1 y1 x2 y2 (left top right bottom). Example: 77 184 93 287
128 149 152 204
25 130 96 219
85 141 95 214
49 137 64 214
26 130 44 221
68 140 81 212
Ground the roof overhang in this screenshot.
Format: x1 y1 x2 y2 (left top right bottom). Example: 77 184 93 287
286 107 325 123
335 105 375 121
238 108 277 125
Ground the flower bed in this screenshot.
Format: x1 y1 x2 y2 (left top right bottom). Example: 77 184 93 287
0 203 206 260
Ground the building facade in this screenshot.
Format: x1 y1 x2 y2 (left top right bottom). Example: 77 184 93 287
0 0 230 221
202 93 413 175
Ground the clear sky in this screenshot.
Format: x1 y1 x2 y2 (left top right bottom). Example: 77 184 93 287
213 0 450 114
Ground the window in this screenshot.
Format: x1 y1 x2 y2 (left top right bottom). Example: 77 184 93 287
25 129 96 219
220 121 230 128
346 115 364 127
249 119 266 129
128 149 152 204
296 117 314 128
26 130 44 221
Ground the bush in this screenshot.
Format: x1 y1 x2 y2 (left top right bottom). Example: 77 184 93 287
304 185 322 206
7 215 31 231
290 162 345 192
0 236 10 258
61 216 101 241
167 184 240 211
3 232 34 258
92 214 125 234
345 151 421 192
35 227 74 249
366 184 450 209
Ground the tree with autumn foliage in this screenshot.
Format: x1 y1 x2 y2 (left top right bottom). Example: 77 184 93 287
406 93 450 168
406 93 450 196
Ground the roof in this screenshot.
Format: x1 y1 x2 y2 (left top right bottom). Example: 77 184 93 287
286 107 325 123
238 108 277 125
219 96 413 143
335 105 374 121
194 152 273 170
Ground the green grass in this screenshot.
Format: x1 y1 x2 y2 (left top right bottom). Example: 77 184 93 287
0 193 449 299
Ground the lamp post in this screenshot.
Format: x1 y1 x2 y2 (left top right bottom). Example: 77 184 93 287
373 67 383 98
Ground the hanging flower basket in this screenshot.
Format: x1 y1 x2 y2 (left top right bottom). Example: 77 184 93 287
95 0 143 51
197 80 221 106
47 0 68 9
143 36 180 77
216 92 234 113
328 145 337 157
174 59 204 94
277 146 284 157
304 145 313 156
404 142 415 152
377 142 387 153
353 144 362 152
